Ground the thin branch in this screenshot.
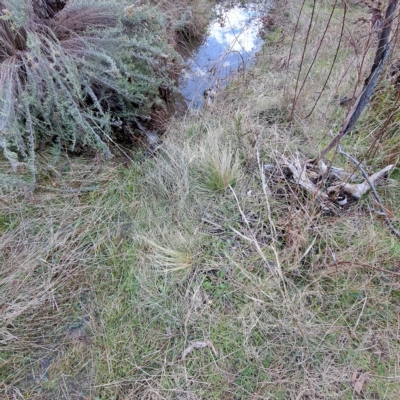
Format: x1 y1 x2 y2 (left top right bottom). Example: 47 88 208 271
284 0 306 97
305 2 347 119
289 0 316 121
297 0 339 110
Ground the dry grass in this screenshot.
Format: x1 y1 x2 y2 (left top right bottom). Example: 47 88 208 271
1 0 400 399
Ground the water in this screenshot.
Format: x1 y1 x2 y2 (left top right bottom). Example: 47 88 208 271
177 0 270 110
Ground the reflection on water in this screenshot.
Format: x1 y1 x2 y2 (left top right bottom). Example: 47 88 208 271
178 1 270 110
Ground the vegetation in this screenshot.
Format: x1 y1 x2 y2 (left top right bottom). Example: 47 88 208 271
0 0 179 171
1 0 400 399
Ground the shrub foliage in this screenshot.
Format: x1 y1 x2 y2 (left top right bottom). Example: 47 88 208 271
0 0 176 169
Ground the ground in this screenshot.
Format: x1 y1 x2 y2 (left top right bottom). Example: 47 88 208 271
1 0 400 399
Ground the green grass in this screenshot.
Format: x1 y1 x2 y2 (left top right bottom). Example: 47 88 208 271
1 0 400 399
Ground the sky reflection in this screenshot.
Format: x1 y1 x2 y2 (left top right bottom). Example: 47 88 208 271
179 2 268 109
209 6 259 53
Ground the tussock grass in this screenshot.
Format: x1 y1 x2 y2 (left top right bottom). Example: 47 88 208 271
141 235 195 272
200 145 239 192
1 0 400 399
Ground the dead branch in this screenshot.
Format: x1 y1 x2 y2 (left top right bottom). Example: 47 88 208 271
327 163 393 199
282 155 328 200
337 148 400 239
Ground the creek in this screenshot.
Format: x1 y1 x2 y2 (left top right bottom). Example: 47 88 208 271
174 0 271 112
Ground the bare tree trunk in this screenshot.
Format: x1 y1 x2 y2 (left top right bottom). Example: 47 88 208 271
314 0 398 162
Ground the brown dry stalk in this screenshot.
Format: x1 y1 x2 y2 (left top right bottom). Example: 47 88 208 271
284 0 307 97
305 1 347 119
319 261 400 276
296 0 339 111
290 0 317 121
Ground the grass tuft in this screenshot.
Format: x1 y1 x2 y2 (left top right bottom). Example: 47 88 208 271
201 145 239 193
142 235 195 272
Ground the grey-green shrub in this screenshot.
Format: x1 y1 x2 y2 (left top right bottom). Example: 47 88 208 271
0 0 177 170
